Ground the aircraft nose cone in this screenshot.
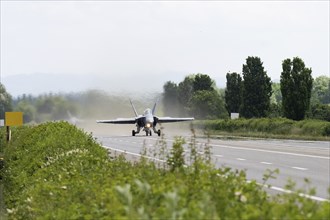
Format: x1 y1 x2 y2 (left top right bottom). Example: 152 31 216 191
146 117 154 128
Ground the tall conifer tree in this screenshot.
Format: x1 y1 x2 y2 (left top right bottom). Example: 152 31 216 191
280 57 313 120
240 57 272 118
225 72 242 115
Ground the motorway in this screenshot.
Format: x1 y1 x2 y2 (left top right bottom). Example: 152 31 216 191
93 127 330 201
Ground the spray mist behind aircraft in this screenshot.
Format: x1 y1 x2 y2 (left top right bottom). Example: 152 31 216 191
96 99 194 136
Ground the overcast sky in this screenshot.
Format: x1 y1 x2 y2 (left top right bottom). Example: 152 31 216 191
0 1 329 95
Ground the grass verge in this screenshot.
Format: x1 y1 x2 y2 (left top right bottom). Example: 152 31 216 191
194 118 330 141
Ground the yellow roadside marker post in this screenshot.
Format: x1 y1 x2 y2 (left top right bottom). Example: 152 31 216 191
5 112 23 142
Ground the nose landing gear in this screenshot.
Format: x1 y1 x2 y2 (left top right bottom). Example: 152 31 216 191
132 128 161 137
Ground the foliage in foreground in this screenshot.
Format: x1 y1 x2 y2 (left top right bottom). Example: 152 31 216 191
198 118 330 140
1 122 329 219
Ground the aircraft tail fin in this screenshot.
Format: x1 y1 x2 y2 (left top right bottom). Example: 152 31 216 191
130 99 139 117
67 110 73 118
152 98 158 115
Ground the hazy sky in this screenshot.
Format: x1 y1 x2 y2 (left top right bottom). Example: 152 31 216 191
1 1 329 95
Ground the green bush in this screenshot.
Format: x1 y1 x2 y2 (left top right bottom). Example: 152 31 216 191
310 104 330 121
322 124 330 136
2 122 329 219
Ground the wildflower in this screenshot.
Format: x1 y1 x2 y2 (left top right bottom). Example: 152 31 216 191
235 191 247 203
240 195 247 203
7 208 17 214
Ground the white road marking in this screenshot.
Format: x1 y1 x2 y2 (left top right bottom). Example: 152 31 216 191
269 186 328 202
247 181 329 202
292 166 308 171
260 162 272 165
210 143 329 160
103 145 165 163
236 158 246 161
215 154 223 157
147 137 329 160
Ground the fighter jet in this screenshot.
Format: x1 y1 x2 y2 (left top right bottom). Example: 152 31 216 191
96 99 194 136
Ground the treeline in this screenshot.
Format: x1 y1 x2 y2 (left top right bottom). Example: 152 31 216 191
163 56 330 121
3 90 156 124
163 74 227 119
0 56 329 123
0 84 13 119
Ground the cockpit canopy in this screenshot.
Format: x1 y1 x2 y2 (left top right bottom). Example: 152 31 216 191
144 108 152 115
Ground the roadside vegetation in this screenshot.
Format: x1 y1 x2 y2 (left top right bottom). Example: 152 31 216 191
0 122 329 219
196 118 330 141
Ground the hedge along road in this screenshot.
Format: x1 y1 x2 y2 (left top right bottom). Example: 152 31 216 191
94 132 330 201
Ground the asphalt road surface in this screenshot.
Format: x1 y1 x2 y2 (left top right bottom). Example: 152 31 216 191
94 128 329 201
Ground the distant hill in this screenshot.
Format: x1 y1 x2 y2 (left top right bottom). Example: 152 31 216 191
2 73 166 97
3 73 91 96
2 71 227 97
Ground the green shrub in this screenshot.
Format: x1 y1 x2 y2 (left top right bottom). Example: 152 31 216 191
310 104 330 121
322 124 330 136
200 118 330 139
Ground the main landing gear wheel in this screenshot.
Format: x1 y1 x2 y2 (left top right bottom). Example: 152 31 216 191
149 131 152 136
132 130 136 136
157 129 161 136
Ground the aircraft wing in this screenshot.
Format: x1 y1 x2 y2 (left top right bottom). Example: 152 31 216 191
156 117 194 123
96 118 136 124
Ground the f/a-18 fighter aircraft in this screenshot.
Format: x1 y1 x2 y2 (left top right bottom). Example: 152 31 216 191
96 99 194 136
